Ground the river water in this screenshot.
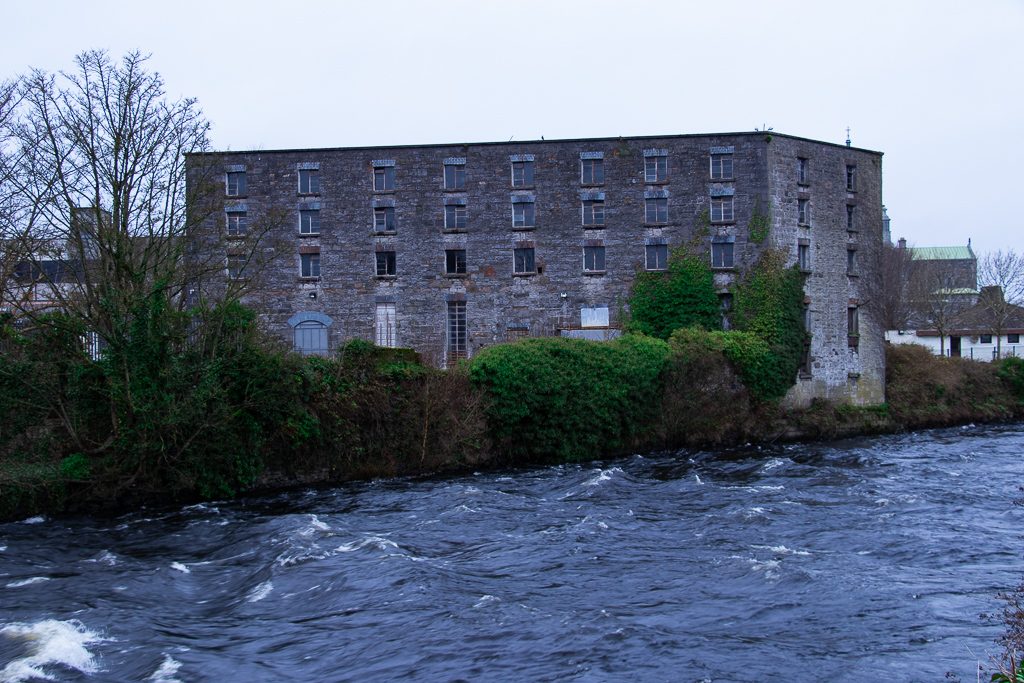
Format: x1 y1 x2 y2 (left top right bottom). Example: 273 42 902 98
1 424 1023 682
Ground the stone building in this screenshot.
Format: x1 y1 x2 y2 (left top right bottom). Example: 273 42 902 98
187 131 885 406
898 239 978 293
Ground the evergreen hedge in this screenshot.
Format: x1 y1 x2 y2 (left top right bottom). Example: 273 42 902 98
468 335 670 462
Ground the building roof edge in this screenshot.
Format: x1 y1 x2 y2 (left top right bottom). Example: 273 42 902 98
187 131 883 158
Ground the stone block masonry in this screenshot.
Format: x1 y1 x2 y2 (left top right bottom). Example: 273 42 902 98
187 131 885 406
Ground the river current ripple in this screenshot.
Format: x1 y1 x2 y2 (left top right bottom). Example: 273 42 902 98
2 423 1024 682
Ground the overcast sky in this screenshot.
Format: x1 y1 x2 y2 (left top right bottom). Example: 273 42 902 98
4 0 1022 256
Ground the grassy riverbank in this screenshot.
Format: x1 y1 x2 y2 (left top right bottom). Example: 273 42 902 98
2 323 1023 521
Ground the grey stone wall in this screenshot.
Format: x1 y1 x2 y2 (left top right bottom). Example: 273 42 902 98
767 135 885 405
188 131 885 404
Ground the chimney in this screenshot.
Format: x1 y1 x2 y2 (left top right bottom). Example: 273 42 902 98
980 285 1005 304
897 237 907 250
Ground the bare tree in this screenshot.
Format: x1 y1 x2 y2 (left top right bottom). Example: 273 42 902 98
0 51 288 457
3 51 223 337
978 250 1024 357
872 241 922 331
908 262 963 356
0 77 25 313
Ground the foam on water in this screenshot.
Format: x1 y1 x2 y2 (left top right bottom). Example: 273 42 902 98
5 577 50 589
583 467 623 487
275 548 330 568
297 515 331 537
752 544 811 556
473 595 501 609
84 550 118 566
335 536 400 554
169 562 190 574
19 517 45 525
0 619 105 682
148 655 183 683
747 558 781 577
760 458 789 472
246 580 274 603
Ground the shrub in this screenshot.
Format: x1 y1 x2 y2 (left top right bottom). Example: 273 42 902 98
660 328 754 445
627 248 720 339
669 326 784 403
469 335 670 462
998 357 1024 402
730 250 806 401
885 344 1017 427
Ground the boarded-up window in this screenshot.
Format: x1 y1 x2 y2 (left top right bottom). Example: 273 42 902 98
376 303 396 348
581 306 609 328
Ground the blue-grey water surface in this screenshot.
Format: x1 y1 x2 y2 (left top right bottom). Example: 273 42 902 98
2 423 1024 682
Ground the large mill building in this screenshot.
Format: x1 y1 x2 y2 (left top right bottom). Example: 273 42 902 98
187 131 885 406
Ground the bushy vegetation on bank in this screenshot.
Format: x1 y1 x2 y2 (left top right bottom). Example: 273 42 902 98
0 307 490 519
4 258 1024 521
468 335 669 462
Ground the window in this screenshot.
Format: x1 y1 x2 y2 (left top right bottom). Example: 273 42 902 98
511 160 534 187
226 171 246 196
295 320 328 356
710 153 733 179
980 334 993 344
583 245 606 272
848 306 859 346
800 334 812 376
798 198 810 225
710 197 733 222
376 303 396 348
847 205 855 230
373 166 395 192
226 254 247 279
846 165 857 192
375 250 396 277
512 201 536 228
581 306 609 328
299 169 320 194
581 158 604 185
798 243 811 271
711 240 734 269
513 247 535 274
374 207 395 233
447 301 467 362
445 204 468 230
300 253 321 278
445 248 467 275
506 325 529 342
1009 334 1021 344
645 197 668 224
444 162 466 190
847 248 858 275
798 158 808 184
645 244 668 271
582 200 605 226
645 155 668 183
226 211 247 237
300 209 320 235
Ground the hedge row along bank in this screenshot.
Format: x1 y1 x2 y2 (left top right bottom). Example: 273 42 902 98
2 254 1023 519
